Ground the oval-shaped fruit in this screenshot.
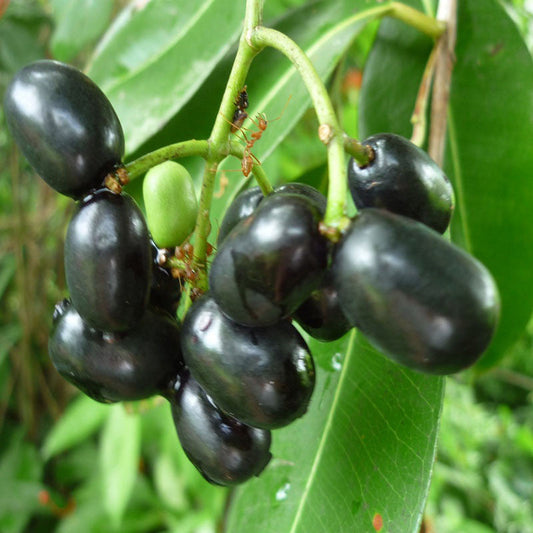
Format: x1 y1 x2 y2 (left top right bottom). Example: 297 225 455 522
348 133 454 233
49 301 184 403
181 296 315 429
4 60 124 199
149 240 181 314
217 183 326 245
332 209 500 374
143 161 198 248
275 182 327 214
210 193 329 326
170 372 272 486
217 187 264 245
65 189 151 332
293 272 352 342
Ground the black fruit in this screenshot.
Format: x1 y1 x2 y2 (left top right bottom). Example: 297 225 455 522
332 209 500 374
275 182 327 214
4 60 124 199
181 296 315 429
217 183 326 245
348 133 454 233
49 301 184 403
217 187 264 245
170 372 272 486
293 272 352 342
210 193 329 326
65 189 151 332
150 241 181 314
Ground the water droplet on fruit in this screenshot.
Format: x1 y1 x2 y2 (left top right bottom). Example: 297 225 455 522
331 352 343 371
275 481 291 501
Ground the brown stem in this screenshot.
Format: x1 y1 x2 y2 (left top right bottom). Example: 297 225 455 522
410 44 438 147
428 0 458 166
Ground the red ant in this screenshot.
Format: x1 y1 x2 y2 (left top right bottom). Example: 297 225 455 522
239 113 268 177
236 100 290 177
224 86 291 178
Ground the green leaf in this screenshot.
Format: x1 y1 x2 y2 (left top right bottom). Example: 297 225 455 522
99 404 141 529
0 429 44 533
0 18 47 74
226 332 444 532
86 0 246 154
358 0 533 370
42 394 110 460
445 0 533 368
50 0 113 61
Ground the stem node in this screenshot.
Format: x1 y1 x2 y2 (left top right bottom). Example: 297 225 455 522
318 124 334 145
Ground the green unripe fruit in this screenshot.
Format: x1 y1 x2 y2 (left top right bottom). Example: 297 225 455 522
143 161 198 248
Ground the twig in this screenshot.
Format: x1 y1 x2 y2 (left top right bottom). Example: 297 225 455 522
428 0 457 165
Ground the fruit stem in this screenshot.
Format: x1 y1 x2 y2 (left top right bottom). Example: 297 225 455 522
389 2 446 39
124 140 209 180
343 134 374 164
187 0 265 296
249 26 356 230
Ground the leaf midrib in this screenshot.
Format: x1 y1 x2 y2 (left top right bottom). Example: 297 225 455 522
100 0 216 93
288 330 357 533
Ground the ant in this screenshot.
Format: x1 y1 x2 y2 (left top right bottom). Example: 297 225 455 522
231 85 249 133
224 86 291 178
239 113 268 177
236 98 290 177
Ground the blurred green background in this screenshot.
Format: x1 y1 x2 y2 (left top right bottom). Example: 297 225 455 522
1 1 532 531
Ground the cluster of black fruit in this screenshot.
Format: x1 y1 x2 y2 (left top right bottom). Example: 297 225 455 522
4 59 501 488
4 60 268 486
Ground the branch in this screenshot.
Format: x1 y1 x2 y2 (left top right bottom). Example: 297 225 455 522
428 0 457 166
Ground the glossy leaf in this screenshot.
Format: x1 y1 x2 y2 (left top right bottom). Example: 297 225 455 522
99 404 141 529
86 0 245 154
50 0 113 61
226 332 444 532
42 394 110 460
358 0 533 369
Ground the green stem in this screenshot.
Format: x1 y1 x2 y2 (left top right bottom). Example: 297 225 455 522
250 25 356 229
124 140 209 180
343 134 374 165
191 0 264 282
389 1 445 39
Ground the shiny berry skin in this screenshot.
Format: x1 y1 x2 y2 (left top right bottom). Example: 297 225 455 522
332 209 500 374
210 193 329 327
348 133 454 233
64 189 151 332
181 296 315 429
143 161 198 248
49 301 184 403
4 60 124 199
170 372 272 486
217 184 326 245
275 182 327 214
293 272 352 342
217 187 264 245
